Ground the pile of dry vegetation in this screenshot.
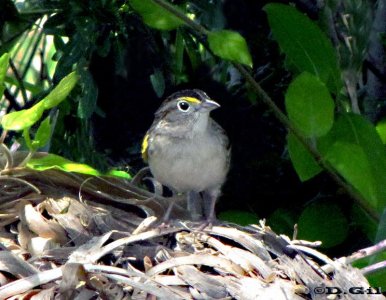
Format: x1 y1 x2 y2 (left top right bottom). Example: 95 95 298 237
0 154 384 299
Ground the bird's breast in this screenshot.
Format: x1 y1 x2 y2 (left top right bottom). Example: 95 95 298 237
148 134 228 192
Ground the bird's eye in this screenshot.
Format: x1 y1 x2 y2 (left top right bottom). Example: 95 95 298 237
177 101 190 112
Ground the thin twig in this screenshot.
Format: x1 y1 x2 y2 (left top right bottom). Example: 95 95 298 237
8 59 28 105
21 19 45 81
0 130 8 145
3 89 22 111
343 239 386 264
18 151 35 168
361 260 386 275
0 175 41 194
0 143 13 170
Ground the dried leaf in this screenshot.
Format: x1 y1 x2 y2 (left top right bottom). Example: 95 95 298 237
20 204 67 245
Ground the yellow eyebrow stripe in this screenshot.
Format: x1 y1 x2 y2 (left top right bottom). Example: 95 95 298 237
141 133 149 161
179 96 201 104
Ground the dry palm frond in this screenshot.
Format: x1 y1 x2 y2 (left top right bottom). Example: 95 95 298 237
0 153 384 300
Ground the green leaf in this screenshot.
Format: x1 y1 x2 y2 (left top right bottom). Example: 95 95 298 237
183 31 200 70
351 204 378 241
27 154 100 176
376 118 386 144
31 116 51 150
23 128 33 150
53 39 83 80
264 3 340 91
318 113 386 210
1 101 45 131
1 71 77 131
0 53 9 97
150 69 165 97
287 133 322 181
298 201 348 248
129 0 184 30
42 71 78 109
268 207 297 236
208 30 253 67
218 210 258 226
77 70 98 119
326 142 379 208
375 208 386 243
285 72 335 137
106 169 132 179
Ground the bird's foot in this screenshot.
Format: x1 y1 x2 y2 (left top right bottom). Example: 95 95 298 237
195 217 219 231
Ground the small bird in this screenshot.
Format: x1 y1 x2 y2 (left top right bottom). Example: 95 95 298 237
141 89 230 223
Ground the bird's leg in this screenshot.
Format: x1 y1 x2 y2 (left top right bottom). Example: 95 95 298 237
203 188 221 224
187 191 203 221
162 199 175 223
161 192 185 226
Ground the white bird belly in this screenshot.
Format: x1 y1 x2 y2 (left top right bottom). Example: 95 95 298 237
148 135 227 192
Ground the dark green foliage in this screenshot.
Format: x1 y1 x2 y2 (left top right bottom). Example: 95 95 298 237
1 0 386 286
285 72 334 137
218 210 259 226
318 113 386 212
264 3 341 93
287 133 322 181
208 30 253 67
129 0 184 30
298 201 349 248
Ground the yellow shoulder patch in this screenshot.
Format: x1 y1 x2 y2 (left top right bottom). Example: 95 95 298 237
179 96 200 104
141 133 149 161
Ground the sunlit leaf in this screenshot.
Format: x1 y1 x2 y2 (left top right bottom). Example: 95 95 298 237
129 0 184 30
27 154 100 176
42 71 78 109
318 113 386 210
23 128 33 150
264 3 340 91
298 201 348 248
1 101 45 131
285 72 334 137
287 133 322 181
31 116 51 150
208 30 253 67
326 142 378 208
0 53 9 97
106 169 132 179
376 118 386 144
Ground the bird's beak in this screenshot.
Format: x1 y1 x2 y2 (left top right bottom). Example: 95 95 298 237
200 99 220 112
